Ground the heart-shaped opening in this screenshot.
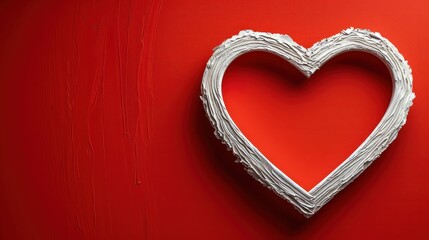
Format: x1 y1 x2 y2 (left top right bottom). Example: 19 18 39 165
222 51 392 191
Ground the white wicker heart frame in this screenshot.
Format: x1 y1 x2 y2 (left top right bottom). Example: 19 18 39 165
201 28 415 217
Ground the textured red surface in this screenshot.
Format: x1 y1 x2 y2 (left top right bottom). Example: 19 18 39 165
1 0 428 239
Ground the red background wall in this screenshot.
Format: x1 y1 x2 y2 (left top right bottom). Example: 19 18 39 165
1 0 428 239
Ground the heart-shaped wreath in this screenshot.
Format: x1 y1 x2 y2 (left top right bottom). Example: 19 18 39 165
201 28 415 217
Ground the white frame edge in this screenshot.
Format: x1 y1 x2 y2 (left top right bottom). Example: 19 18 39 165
201 28 415 217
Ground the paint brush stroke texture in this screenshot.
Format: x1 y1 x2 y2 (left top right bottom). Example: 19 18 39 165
1 0 161 239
